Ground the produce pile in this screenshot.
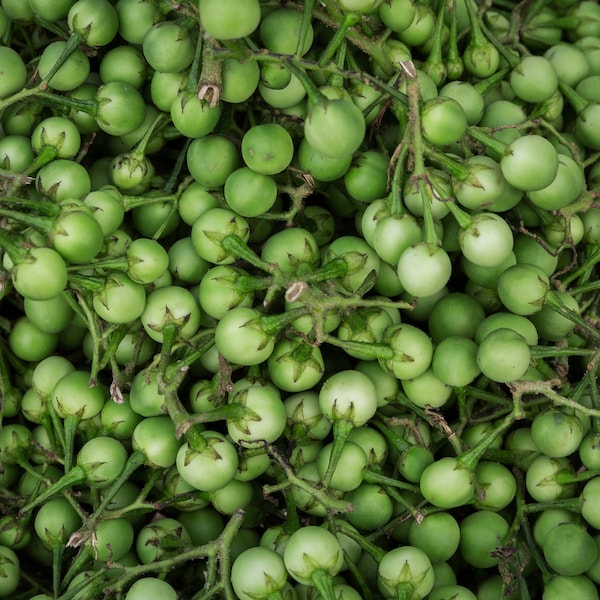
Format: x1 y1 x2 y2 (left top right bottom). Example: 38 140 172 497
2 0 600 598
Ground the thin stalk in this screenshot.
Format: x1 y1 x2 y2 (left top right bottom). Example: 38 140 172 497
221 234 273 272
544 290 600 341
259 306 312 336
445 0 463 80
444 198 475 230
422 145 470 180
321 333 394 361
556 468 600 485
310 569 336 600
87 451 146 523
0 226 37 264
62 415 80 474
39 32 84 89
19 464 86 515
0 195 59 216
52 546 65 599
422 0 448 86
163 141 193 195
560 246 600 287
314 1 393 76
473 67 512 97
363 468 421 496
466 125 508 160
296 0 317 58
185 28 204 92
119 190 178 212
263 444 352 515
457 412 516 472
475 6 519 68
0 85 46 114
558 81 589 115
321 419 354 489
404 63 440 247
389 139 410 216
284 59 326 105
318 12 362 68
129 112 169 161
332 519 386 562
36 90 98 115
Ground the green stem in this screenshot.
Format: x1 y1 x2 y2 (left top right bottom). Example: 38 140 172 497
0 348 17 428
322 333 394 361
300 258 350 285
62 415 80 474
263 444 352 515
220 234 273 272
170 328 216 370
52 546 65 599
372 417 411 452
333 519 386 562
0 207 56 237
363 468 421 495
70 288 105 386
24 146 59 175
521 512 554 584
0 169 34 189
315 1 393 75
185 424 209 453
417 176 439 247
259 306 312 336
476 8 519 68
0 85 44 115
235 274 273 294
544 290 600 341
119 190 177 212
444 198 475 230
559 81 591 115
463 0 489 47
445 0 463 80
67 255 129 274
389 139 410 216
37 90 98 115
39 32 84 89
318 12 362 68
529 346 596 359
284 59 326 105
296 0 317 58
422 145 470 180
422 0 448 86
322 419 354 488
522 497 582 514
185 27 204 91
395 583 417 600
466 125 508 160
473 67 511 97
561 246 600 288
19 465 86 515
0 195 59 216
88 451 146 523
0 226 36 264
404 64 440 247
163 142 193 195
457 412 515 472
557 468 600 485
157 323 180 377
185 402 247 427
61 548 92 589
310 569 336 600
130 112 169 161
